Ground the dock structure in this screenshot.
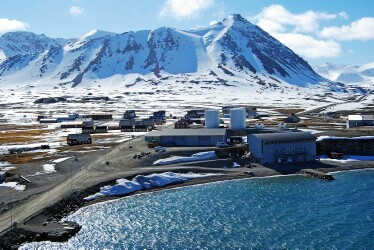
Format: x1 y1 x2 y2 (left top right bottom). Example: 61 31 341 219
302 169 334 180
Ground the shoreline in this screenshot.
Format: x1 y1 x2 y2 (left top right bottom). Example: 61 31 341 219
325 167 374 174
1 164 373 248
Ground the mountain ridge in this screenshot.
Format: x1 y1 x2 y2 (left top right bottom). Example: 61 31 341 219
0 14 332 90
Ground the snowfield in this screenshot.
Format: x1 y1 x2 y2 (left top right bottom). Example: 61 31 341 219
153 151 216 166
42 164 56 173
84 172 224 201
319 155 374 163
314 62 374 87
0 182 26 191
317 135 374 141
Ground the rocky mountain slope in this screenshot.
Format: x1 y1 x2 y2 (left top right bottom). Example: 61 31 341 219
0 14 334 91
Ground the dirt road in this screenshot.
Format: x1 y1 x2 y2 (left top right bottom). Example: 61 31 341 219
0 135 252 231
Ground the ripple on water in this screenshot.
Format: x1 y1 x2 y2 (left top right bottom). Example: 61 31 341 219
21 170 374 249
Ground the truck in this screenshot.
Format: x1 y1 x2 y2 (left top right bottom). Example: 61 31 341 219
147 140 159 148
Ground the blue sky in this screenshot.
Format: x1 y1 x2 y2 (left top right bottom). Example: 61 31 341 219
0 0 373 66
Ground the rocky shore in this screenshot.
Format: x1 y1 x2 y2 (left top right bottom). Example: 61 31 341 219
0 170 252 249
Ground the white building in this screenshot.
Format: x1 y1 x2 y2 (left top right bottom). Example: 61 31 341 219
347 115 374 128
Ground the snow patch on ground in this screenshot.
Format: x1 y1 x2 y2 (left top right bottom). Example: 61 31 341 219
84 172 223 201
2 167 17 172
42 164 56 173
298 129 324 134
52 157 71 163
317 135 374 141
27 164 57 177
319 155 374 163
153 151 216 166
0 161 11 167
232 162 242 168
0 182 26 191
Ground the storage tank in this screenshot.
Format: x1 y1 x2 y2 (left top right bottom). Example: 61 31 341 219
205 110 220 128
230 108 246 130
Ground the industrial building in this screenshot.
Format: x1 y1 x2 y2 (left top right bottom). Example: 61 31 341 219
82 126 108 134
346 115 374 128
145 128 227 147
61 120 93 128
150 110 166 125
123 110 136 119
84 113 112 120
119 118 155 132
248 132 317 164
133 120 148 132
67 134 92 146
39 113 81 123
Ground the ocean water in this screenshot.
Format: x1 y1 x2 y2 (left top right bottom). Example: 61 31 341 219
22 170 373 249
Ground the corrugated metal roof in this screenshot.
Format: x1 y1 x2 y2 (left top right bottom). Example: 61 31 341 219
146 128 227 137
249 132 316 142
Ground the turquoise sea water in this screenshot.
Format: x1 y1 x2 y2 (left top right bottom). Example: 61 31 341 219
22 170 373 249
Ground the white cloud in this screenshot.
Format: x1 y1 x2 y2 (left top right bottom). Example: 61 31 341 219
160 0 215 20
256 18 285 33
69 6 84 16
251 4 345 59
320 17 374 41
274 33 341 58
338 11 349 19
253 4 337 33
0 18 28 35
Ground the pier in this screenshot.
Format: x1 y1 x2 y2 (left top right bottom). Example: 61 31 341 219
302 169 335 180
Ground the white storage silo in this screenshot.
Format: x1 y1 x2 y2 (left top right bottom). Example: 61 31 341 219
205 110 220 128
230 108 246 130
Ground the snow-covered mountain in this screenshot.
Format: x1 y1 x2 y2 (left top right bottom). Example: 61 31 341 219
0 14 332 90
314 62 374 87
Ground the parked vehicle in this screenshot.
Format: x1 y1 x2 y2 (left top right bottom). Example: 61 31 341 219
154 146 166 152
147 140 159 148
229 153 240 158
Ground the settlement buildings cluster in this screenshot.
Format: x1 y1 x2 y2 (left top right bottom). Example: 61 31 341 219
146 107 317 165
37 110 165 146
37 107 373 165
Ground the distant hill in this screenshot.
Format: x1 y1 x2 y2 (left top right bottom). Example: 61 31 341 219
314 62 374 87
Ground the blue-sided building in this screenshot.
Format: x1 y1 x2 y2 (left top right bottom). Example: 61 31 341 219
145 128 227 147
248 132 317 165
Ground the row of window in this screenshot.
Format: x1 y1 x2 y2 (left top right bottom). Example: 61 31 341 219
275 147 307 154
264 140 314 145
